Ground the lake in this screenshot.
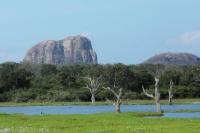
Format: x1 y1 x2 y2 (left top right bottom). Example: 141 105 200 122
0 104 200 118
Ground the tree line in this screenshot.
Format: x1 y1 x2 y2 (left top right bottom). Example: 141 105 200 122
0 62 199 108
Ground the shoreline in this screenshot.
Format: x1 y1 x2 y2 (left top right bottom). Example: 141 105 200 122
0 98 199 107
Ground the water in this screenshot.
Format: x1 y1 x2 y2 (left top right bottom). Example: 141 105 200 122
0 104 200 118
163 112 200 118
146 112 200 118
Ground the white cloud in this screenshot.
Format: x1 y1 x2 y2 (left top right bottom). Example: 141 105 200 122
0 51 19 63
167 30 200 45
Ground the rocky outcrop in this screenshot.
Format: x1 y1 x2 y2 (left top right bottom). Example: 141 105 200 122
24 35 97 64
143 52 200 65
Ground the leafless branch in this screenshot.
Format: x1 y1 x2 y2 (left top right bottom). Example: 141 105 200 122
103 86 123 113
142 85 154 98
82 76 102 104
103 87 115 96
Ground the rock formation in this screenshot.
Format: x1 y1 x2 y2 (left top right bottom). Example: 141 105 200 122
143 52 200 65
24 35 97 64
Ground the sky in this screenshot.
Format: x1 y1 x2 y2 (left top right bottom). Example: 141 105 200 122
1 0 200 64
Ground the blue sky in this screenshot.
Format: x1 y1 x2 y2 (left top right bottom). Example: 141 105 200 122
1 0 200 64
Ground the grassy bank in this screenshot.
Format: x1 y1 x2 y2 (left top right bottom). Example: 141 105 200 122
0 98 199 107
0 112 199 133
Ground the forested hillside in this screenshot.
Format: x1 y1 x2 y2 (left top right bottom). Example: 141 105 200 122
0 62 199 102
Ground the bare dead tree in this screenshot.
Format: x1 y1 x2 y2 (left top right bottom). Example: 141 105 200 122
142 77 161 112
103 72 124 113
83 76 101 105
169 80 174 105
103 86 123 113
142 65 166 112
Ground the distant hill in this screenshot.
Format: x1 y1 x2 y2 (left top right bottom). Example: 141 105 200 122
143 52 200 65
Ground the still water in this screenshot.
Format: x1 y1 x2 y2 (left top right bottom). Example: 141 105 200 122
0 104 200 118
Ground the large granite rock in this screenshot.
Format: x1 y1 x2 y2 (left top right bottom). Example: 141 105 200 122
143 52 200 65
24 35 97 64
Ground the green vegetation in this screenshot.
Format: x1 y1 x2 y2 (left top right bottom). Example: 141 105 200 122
0 98 199 107
0 112 199 133
0 62 200 103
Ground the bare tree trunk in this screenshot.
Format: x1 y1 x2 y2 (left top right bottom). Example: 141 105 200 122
169 91 172 105
103 87 122 113
83 77 101 105
91 93 95 105
169 80 174 105
142 77 161 113
115 100 121 113
155 92 161 112
154 77 161 112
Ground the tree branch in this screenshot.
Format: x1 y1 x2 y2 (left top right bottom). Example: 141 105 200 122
82 76 102 95
142 85 154 98
103 87 119 98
